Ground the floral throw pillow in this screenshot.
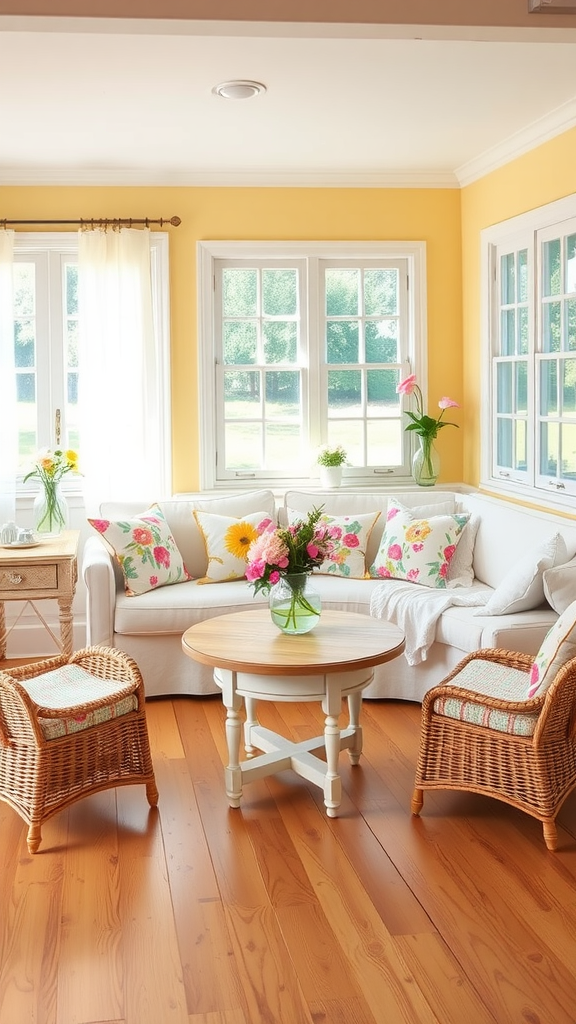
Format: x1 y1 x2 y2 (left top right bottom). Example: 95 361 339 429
527 598 576 699
194 510 274 584
368 499 470 589
88 504 192 596
288 509 381 579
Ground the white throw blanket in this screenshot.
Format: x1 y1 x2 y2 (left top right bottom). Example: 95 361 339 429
370 581 489 666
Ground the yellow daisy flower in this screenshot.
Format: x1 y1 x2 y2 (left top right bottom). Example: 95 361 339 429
224 520 259 560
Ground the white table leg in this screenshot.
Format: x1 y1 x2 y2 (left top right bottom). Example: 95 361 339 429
322 675 343 817
219 669 244 808
347 690 363 765
243 695 259 757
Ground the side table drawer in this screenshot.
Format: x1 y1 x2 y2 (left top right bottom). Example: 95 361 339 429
0 563 58 593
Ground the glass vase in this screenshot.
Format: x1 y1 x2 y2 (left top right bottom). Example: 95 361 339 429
33 481 68 537
412 436 440 487
269 573 322 634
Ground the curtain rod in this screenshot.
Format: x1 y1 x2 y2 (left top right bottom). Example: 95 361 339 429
0 216 181 228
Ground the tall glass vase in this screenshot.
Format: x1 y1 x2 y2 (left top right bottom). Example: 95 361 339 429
33 481 69 537
412 436 440 487
269 573 322 634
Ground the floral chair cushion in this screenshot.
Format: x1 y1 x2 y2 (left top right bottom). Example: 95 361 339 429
21 664 138 740
368 499 470 589
193 510 273 583
433 659 538 736
527 598 576 699
88 504 192 596
288 509 381 579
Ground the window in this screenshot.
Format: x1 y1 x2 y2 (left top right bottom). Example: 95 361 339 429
13 238 79 471
482 194 576 508
11 232 170 494
198 241 426 488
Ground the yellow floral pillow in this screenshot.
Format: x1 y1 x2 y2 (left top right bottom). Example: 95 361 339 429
368 500 470 589
193 510 274 584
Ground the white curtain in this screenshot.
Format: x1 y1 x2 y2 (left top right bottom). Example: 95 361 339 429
0 230 16 526
78 227 163 513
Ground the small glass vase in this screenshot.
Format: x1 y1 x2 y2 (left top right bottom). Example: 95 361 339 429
412 436 440 487
269 573 322 634
33 481 68 537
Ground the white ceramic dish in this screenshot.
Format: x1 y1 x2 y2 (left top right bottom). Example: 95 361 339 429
0 541 41 549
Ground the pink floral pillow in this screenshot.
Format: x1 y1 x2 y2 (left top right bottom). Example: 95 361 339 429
527 599 576 699
88 504 192 596
368 499 469 589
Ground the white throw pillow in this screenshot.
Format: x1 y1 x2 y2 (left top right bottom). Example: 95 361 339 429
446 514 480 589
543 557 576 615
478 534 567 616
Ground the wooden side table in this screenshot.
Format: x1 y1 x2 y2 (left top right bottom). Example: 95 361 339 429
0 531 80 660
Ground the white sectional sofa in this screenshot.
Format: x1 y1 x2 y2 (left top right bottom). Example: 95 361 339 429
82 487 576 701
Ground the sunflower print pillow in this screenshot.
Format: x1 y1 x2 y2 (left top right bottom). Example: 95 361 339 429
193 510 274 584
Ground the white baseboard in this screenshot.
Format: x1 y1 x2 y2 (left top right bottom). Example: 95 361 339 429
3 619 87 660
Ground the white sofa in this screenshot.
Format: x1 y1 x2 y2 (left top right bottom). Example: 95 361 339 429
82 487 576 701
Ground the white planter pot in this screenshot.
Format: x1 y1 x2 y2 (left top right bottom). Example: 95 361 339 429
319 465 343 489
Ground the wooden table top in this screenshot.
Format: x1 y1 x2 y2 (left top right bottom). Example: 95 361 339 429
0 530 79 563
182 608 405 677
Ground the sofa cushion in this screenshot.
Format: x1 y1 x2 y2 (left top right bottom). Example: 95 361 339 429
478 533 566 616
368 500 470 589
114 578 269 635
193 510 273 584
543 557 576 615
527 598 576 699
88 504 192 596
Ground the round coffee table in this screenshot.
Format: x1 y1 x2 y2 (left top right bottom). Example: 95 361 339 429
182 608 405 816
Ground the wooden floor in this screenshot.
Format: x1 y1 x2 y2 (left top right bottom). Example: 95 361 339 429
1 687 576 1024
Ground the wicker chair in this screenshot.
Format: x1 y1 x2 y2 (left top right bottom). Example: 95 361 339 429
411 648 576 851
0 646 158 853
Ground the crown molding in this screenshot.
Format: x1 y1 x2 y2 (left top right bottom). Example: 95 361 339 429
455 94 576 186
3 15 576 40
0 168 459 188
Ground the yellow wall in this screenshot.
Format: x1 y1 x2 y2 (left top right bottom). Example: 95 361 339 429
461 125 576 487
1 185 462 491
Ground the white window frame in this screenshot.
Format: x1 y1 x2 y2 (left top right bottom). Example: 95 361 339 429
13 231 172 495
198 240 427 490
481 193 576 512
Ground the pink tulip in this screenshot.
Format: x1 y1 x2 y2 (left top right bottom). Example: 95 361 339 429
438 396 459 410
396 374 417 395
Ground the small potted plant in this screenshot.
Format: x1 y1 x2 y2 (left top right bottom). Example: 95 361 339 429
316 444 347 489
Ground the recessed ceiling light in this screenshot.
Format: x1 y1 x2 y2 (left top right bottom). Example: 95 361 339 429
212 80 267 101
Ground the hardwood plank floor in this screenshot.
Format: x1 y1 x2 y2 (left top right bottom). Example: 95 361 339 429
1 684 576 1024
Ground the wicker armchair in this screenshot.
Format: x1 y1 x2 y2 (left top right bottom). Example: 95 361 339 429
0 646 158 853
411 648 576 851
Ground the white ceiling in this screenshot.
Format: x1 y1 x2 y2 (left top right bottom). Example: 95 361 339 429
3 16 576 187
